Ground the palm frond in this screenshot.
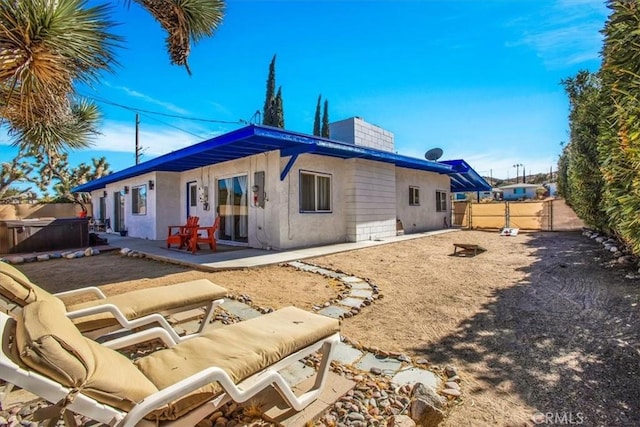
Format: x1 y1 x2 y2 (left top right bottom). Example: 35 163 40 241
134 0 225 73
9 99 101 153
1 0 120 126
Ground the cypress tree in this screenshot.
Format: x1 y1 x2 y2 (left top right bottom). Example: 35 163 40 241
263 55 277 126
313 95 321 136
321 99 330 137
275 86 285 129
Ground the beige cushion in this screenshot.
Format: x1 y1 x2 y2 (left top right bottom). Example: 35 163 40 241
136 306 340 420
67 279 228 332
0 261 55 305
15 299 158 411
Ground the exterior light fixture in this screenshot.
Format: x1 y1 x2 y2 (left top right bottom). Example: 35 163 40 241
124 186 129 194
149 180 155 190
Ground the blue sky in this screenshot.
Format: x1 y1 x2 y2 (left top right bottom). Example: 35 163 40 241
1 0 609 182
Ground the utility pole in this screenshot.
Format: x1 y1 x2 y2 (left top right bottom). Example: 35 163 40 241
513 163 522 184
135 113 141 165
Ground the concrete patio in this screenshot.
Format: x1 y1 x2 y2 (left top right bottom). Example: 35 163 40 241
98 228 460 270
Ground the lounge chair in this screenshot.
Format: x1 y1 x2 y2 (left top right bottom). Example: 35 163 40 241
0 261 227 340
0 298 340 426
167 216 199 250
187 216 220 254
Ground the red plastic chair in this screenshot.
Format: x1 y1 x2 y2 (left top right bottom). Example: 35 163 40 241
188 216 220 254
167 216 199 249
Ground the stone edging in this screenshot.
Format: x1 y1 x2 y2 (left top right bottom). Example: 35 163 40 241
285 261 381 320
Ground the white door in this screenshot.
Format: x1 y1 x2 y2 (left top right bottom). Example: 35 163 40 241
187 182 199 218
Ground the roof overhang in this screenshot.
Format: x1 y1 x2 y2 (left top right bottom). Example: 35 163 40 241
441 159 492 192
73 124 489 193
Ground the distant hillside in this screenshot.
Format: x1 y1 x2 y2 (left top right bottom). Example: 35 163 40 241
482 171 557 188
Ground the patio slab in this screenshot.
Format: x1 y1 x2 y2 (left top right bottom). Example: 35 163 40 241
341 276 364 284
220 299 262 320
356 353 403 376
259 372 355 427
314 268 345 279
317 305 349 319
391 367 441 390
349 281 372 290
339 297 365 308
279 361 316 387
332 341 365 366
350 289 373 299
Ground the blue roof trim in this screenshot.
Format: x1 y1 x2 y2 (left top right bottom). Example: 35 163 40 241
440 159 492 192
72 124 487 193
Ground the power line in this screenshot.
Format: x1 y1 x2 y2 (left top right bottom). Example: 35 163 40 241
79 92 245 125
136 110 206 140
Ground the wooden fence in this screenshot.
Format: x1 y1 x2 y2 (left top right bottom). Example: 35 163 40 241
0 203 91 220
452 199 585 231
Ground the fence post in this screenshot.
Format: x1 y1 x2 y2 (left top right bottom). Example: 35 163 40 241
505 202 510 228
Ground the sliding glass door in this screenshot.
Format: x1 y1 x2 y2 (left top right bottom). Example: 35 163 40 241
217 175 248 243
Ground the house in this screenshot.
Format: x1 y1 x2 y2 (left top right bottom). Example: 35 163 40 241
453 187 503 202
499 183 541 201
73 117 490 250
545 182 558 197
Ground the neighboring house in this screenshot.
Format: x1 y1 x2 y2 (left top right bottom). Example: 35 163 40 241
73 117 490 250
545 182 558 197
453 187 502 202
499 183 541 201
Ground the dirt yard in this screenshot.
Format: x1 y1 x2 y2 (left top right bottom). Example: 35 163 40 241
15 230 640 426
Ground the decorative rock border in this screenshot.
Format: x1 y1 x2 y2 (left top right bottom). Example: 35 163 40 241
1 247 101 265
0 247 155 266
285 261 381 319
582 229 640 278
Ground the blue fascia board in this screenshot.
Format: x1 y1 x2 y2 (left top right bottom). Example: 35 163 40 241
442 159 492 192
72 124 483 193
73 126 261 192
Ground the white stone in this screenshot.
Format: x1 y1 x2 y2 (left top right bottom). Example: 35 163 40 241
9 256 24 264
36 254 50 261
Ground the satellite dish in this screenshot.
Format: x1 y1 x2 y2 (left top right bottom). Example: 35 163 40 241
425 147 443 161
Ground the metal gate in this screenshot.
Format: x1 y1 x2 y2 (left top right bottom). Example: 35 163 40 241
452 201 553 230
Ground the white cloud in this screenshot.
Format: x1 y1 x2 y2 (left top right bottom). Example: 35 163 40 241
507 0 608 69
88 120 222 157
102 82 191 115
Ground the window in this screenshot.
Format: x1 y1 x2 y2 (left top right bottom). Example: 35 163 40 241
300 171 332 212
190 184 198 207
514 188 525 195
409 186 420 206
132 185 147 215
436 190 447 212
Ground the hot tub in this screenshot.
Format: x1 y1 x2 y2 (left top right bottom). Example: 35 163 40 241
0 218 89 254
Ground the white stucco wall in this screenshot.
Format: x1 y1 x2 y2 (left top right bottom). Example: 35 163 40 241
160 153 281 248
395 168 451 233
112 173 157 239
155 172 181 239
345 159 397 242
273 154 349 249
